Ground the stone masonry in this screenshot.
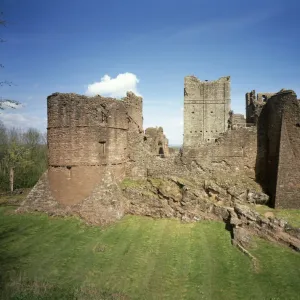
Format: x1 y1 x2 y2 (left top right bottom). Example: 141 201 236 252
183 76 300 209
22 75 300 227
18 76 300 255
256 90 300 208
245 90 276 124
47 92 139 205
144 127 170 158
26 91 170 208
183 76 231 148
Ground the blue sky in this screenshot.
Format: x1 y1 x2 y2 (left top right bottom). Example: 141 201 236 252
1 0 299 145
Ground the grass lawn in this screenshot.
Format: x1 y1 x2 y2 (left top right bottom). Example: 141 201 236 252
254 204 300 228
0 206 300 300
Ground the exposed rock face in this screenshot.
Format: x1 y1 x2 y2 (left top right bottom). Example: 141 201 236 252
247 191 269 205
121 172 262 223
228 204 300 252
121 175 300 252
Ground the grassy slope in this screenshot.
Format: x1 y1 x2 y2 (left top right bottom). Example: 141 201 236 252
254 204 300 228
0 206 300 300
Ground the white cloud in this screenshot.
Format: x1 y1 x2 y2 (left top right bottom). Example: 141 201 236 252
0 113 47 132
85 73 141 98
0 101 23 109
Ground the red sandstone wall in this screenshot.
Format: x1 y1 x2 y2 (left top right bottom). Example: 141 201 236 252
47 93 129 205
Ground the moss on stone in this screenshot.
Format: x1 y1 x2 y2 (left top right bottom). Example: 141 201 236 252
120 178 148 189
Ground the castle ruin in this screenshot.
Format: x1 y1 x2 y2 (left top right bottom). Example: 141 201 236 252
22 74 300 227
182 75 300 209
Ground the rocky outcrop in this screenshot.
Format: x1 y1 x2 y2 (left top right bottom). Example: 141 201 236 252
121 176 300 253
228 204 300 252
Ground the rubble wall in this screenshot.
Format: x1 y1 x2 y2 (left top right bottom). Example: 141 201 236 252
183 127 257 175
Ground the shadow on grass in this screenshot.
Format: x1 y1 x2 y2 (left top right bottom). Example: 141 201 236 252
0 226 31 292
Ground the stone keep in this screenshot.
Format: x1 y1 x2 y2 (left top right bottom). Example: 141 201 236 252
183 76 231 148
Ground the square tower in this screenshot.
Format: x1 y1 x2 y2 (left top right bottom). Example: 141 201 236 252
183 76 231 148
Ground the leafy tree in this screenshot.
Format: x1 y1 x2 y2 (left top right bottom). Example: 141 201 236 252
0 123 47 191
2 132 32 191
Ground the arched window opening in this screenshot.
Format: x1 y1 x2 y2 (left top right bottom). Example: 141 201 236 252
159 147 165 158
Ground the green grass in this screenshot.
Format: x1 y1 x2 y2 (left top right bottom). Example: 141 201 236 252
254 205 300 228
0 190 30 206
0 206 300 299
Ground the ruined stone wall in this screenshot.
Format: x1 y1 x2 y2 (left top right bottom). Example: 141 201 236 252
183 76 231 149
123 92 149 178
257 90 300 208
245 90 276 125
144 127 170 157
183 76 256 175
245 90 255 124
183 127 257 175
123 92 143 132
257 93 276 103
47 93 129 205
230 113 246 129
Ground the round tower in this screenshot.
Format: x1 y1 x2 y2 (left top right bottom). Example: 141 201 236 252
47 93 128 205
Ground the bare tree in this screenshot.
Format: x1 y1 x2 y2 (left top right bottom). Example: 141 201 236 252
0 12 20 110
